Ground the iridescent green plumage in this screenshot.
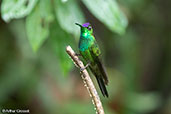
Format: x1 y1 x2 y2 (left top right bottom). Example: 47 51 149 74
76 22 109 97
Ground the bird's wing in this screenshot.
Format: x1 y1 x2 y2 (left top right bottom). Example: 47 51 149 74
89 41 108 85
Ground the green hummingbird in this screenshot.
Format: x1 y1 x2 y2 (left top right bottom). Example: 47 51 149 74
75 22 109 97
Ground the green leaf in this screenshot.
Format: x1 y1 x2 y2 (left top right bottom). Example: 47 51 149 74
26 0 54 52
82 0 128 34
54 0 85 37
1 0 38 22
50 21 74 76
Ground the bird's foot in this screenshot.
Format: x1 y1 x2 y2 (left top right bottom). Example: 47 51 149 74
75 53 82 56
80 62 91 72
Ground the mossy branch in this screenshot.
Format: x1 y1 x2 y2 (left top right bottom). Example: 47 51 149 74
66 46 105 114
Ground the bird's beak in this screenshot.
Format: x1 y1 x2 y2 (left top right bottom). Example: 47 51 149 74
75 23 82 27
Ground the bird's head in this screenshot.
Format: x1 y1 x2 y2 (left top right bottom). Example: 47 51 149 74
75 22 93 35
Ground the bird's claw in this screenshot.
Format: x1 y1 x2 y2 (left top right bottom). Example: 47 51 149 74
80 67 85 72
80 61 91 72
75 53 81 56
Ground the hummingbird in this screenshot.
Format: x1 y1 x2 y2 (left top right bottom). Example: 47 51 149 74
75 22 109 97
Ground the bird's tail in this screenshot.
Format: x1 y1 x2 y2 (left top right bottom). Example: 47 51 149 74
95 75 109 97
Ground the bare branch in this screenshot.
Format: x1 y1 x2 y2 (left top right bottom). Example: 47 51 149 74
66 46 105 114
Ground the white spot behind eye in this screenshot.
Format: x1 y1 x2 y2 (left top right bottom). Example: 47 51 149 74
87 26 91 30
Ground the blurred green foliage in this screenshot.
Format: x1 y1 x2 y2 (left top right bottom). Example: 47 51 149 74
82 0 127 34
1 0 38 22
26 0 53 51
0 0 171 114
1 0 127 75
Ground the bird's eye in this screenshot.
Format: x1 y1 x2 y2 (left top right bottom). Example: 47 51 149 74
87 26 91 30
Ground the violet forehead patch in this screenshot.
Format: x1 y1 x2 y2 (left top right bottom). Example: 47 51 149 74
82 22 90 27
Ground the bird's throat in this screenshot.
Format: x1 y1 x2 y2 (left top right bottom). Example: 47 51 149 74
81 32 91 38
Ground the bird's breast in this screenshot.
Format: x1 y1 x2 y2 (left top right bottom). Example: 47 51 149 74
79 37 93 52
